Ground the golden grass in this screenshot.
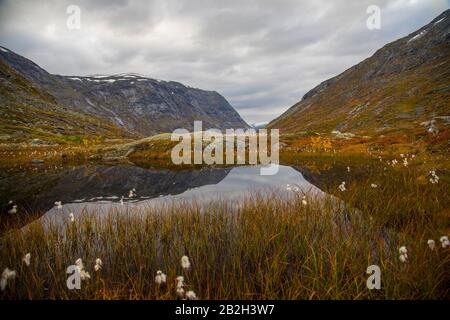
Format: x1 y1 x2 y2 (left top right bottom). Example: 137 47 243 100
0 157 448 300
0 136 448 299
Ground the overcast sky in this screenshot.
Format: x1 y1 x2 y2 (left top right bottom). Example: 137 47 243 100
0 0 448 124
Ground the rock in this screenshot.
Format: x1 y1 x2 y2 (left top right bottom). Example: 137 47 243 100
30 138 55 146
331 130 355 139
30 139 45 146
13 131 26 138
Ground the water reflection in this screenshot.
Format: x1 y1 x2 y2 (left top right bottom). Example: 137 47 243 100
1 164 325 228
39 165 324 223
0 165 231 213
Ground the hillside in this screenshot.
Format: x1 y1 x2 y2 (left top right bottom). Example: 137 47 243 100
0 46 249 141
268 10 450 140
0 57 131 143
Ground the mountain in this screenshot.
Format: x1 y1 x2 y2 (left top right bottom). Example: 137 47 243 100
0 52 130 143
0 47 248 141
268 10 450 139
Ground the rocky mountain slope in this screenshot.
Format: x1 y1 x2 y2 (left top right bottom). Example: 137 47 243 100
0 55 131 143
268 10 450 139
0 47 248 140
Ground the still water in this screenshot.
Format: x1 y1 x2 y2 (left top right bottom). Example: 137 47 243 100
1 164 324 225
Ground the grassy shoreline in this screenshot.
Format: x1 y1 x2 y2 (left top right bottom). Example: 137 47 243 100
0 134 448 299
0 158 448 299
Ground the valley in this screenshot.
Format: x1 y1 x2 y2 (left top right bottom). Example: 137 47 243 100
0 7 449 301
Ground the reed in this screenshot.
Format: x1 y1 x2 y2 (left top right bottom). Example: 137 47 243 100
0 181 448 299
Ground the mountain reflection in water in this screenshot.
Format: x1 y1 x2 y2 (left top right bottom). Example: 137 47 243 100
1 164 324 227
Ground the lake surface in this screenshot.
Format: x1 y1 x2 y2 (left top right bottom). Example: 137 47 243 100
1 164 324 225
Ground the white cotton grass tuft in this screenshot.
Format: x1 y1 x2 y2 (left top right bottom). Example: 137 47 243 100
1 268 16 291
347 166 350 173
301 196 307 206
54 201 62 209
185 290 197 300
181 255 191 271
8 205 17 214
398 246 408 263
155 270 167 285
427 239 435 250
75 258 91 280
403 158 408 167
371 183 378 188
174 274 198 299
69 212 75 222
286 184 300 193
23 253 31 266
79 269 90 280
128 188 136 198
338 181 346 192
94 258 102 271
176 276 185 298
440 236 449 248
429 170 439 184
399 246 407 255
177 287 185 298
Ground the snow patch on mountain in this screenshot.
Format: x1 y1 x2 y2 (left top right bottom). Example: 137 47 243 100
408 30 427 43
434 17 445 25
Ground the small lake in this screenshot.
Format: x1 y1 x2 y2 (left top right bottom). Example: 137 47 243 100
1 164 325 226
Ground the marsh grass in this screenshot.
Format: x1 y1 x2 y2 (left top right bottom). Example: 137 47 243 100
0 148 449 299
0 187 448 299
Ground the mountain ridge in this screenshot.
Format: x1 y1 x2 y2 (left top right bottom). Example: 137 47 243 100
268 9 450 139
0 55 132 143
0 46 249 140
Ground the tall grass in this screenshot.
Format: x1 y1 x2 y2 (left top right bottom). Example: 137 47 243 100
0 189 448 299
1 149 449 299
